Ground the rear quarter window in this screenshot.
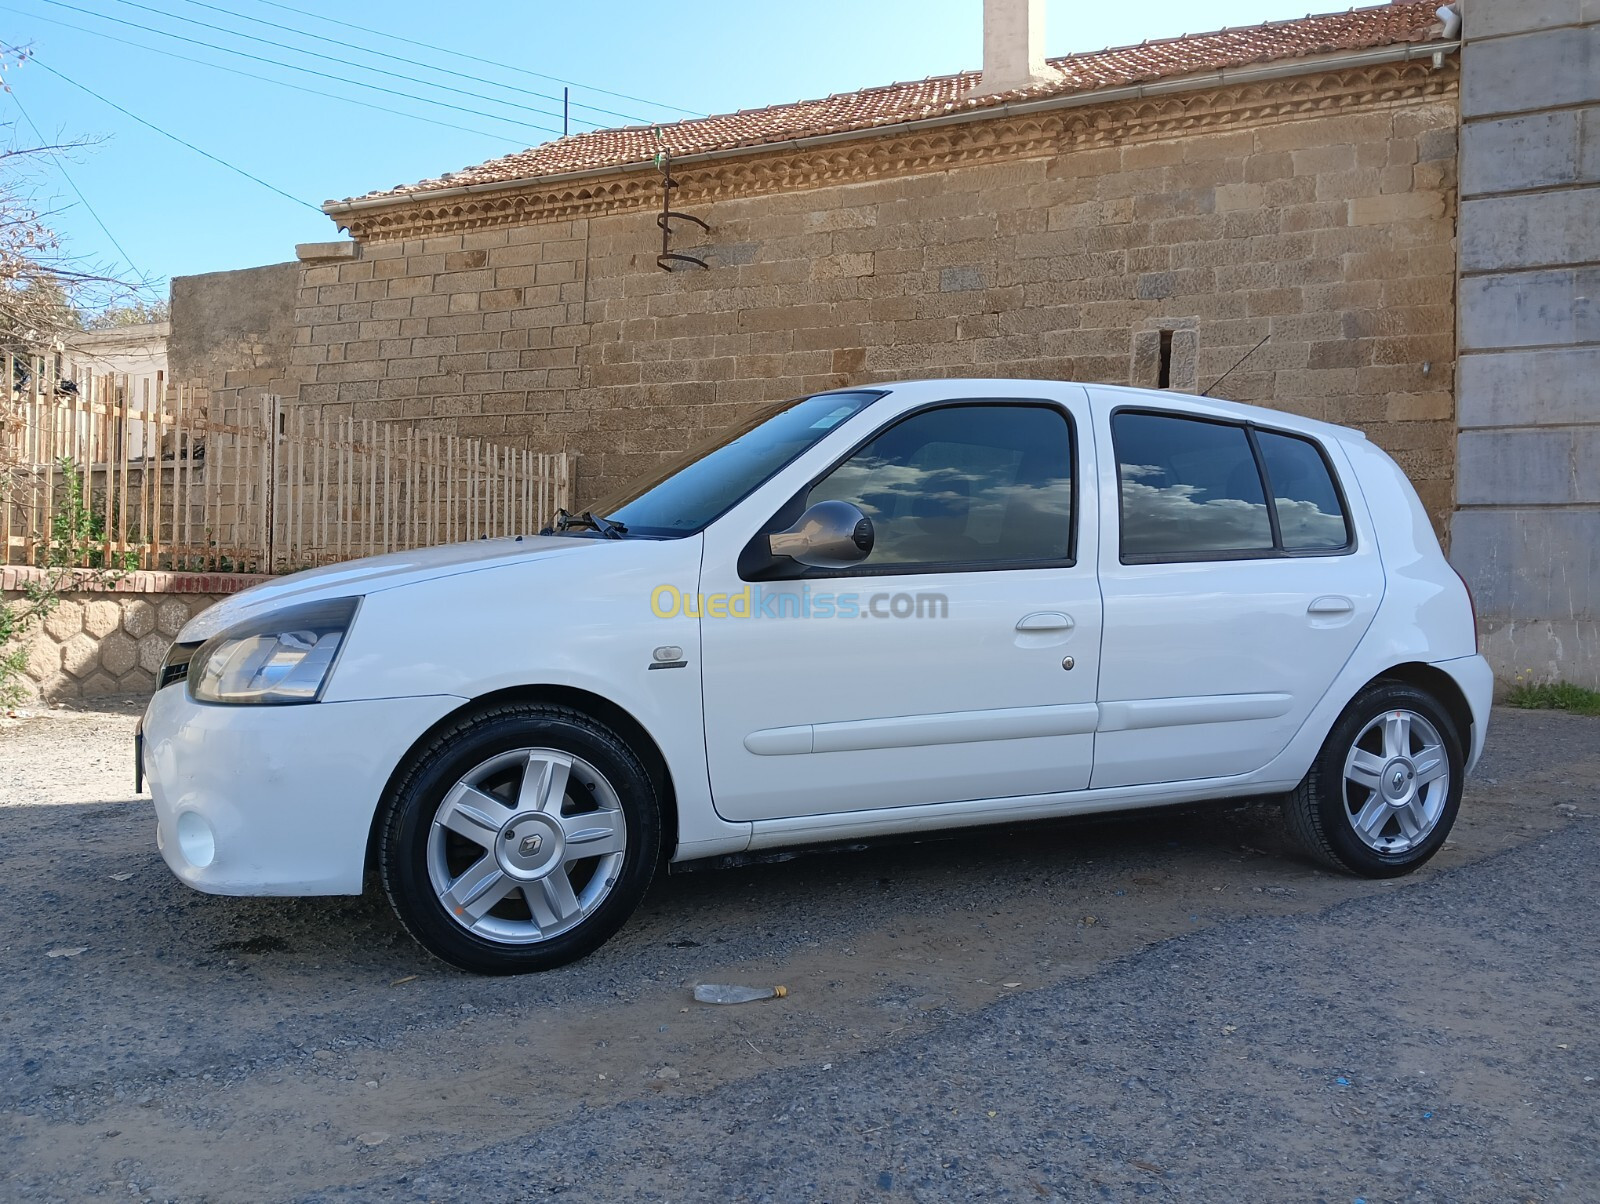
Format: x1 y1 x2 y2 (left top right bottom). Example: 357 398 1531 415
1255 429 1351 551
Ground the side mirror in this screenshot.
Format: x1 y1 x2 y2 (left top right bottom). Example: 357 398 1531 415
769 500 875 569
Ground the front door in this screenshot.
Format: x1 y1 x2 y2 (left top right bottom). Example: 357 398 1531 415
698 392 1102 823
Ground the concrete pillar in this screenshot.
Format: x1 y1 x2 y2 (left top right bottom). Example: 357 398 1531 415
977 0 1053 94
1452 0 1600 687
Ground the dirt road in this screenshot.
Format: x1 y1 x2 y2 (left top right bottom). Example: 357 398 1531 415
1 703 1595 1201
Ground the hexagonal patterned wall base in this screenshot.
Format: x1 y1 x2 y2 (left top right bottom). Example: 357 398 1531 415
2 570 268 703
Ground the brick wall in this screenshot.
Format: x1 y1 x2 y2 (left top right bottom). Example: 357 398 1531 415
297 77 1460 531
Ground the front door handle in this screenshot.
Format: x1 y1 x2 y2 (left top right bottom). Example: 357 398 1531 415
1307 596 1355 616
1016 612 1074 632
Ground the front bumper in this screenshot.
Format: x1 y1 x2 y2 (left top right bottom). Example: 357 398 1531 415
142 684 463 896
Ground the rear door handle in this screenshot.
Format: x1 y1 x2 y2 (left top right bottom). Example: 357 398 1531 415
1307 596 1355 616
1016 612 1074 632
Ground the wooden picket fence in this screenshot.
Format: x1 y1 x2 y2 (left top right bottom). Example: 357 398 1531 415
0 355 573 573
273 401 574 571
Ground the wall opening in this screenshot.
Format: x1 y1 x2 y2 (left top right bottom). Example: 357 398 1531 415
1131 325 1198 393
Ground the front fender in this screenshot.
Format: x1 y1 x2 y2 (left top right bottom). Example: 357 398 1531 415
322 535 750 858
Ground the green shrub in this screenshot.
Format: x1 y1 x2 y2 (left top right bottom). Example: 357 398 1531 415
1505 679 1600 717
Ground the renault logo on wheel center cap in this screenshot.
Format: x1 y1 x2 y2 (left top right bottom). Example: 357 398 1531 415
1382 759 1415 800
499 814 563 878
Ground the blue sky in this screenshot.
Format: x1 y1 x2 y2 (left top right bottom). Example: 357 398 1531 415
0 0 1346 302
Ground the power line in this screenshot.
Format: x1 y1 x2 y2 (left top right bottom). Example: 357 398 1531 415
13 49 322 212
0 2 527 143
5 82 151 284
96 0 593 130
165 0 654 125
246 0 703 119
28 0 568 136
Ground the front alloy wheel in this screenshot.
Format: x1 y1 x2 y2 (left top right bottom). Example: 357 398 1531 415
380 704 659 974
1286 682 1464 877
427 748 627 945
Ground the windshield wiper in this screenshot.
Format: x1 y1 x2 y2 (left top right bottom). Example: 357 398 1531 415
548 508 628 539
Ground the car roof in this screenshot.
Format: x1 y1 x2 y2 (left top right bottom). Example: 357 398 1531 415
863 379 1366 445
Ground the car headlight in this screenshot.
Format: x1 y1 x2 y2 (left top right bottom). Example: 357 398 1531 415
188 597 359 705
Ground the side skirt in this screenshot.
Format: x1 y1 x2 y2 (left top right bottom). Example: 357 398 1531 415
670 777 1298 872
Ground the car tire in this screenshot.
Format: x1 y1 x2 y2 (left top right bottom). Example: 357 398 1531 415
1285 681 1464 878
378 702 660 975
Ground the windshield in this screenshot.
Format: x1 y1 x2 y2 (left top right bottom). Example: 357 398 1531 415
593 391 884 537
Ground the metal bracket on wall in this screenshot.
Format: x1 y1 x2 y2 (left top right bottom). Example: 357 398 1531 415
655 148 709 272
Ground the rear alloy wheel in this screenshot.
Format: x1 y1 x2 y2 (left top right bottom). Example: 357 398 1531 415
380 704 659 974
1285 682 1464 877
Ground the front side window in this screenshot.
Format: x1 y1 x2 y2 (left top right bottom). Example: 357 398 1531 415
1113 410 1351 561
806 404 1073 569
598 391 883 537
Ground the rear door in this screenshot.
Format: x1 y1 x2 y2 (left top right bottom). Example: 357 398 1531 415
1090 397 1384 789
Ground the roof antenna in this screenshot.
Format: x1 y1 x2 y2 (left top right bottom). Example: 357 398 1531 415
1201 334 1270 397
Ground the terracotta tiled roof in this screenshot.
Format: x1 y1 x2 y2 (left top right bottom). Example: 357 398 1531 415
338 1 1448 205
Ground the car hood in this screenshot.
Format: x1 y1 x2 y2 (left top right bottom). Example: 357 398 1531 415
176 536 596 643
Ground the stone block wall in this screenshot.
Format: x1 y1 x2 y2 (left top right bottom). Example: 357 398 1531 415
169 262 300 392
1 569 267 702
1451 0 1600 687
302 61 1461 533
168 261 305 473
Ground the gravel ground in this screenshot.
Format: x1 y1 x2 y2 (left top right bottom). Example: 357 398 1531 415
0 701 1595 1202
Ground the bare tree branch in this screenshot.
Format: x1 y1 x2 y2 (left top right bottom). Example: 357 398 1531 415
1 50 143 511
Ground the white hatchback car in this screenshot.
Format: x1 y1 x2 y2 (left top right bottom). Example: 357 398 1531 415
141 379 1491 974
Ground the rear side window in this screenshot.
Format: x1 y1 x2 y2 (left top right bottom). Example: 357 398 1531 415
1113 411 1350 562
1114 413 1273 557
